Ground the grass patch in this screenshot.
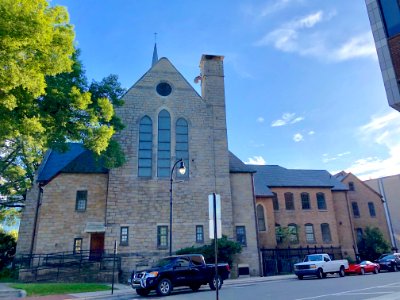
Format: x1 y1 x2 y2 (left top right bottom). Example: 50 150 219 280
9 283 112 296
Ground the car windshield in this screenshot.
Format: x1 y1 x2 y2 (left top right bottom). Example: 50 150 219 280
359 261 368 265
381 255 395 260
152 257 175 268
304 255 323 262
378 254 390 260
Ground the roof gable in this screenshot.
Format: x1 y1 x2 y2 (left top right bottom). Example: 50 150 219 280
37 143 108 184
250 165 348 195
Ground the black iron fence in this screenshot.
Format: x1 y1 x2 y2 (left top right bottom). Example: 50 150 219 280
14 249 121 282
261 246 343 276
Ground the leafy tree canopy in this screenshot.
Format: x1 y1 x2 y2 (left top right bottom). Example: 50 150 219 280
357 227 391 261
0 1 126 212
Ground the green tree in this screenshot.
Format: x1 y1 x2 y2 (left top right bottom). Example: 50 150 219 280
0 228 17 270
176 235 242 267
357 227 391 261
0 52 126 209
0 1 126 212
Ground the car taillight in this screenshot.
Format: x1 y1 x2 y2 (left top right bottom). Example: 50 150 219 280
226 265 230 272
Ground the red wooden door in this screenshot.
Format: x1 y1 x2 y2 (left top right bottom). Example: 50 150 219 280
90 233 104 261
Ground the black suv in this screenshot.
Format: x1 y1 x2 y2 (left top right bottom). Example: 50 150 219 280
376 254 400 272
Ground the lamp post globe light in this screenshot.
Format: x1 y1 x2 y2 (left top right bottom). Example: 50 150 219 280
169 158 186 256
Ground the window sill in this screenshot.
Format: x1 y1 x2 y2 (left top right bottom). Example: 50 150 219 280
119 243 129 247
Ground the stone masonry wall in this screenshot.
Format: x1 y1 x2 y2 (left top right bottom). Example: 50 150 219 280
105 56 234 275
33 174 107 254
230 173 261 276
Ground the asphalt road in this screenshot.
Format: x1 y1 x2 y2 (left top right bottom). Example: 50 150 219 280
115 271 400 300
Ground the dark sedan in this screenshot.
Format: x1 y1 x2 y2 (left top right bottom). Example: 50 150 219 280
376 254 400 272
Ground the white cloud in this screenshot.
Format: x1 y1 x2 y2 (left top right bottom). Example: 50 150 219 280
257 117 265 123
259 0 304 17
255 9 376 62
332 33 376 61
345 111 400 179
271 112 304 127
308 130 315 135
322 151 351 163
293 133 304 142
245 156 266 165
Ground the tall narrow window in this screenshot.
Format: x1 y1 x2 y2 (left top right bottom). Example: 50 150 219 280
321 223 332 243
288 223 299 244
348 182 355 191
317 193 327 210
73 238 82 254
352 202 360 217
285 192 294 210
157 226 168 248
301 193 311 210
157 110 171 177
138 116 153 177
305 224 315 243
75 190 87 212
120 227 129 246
257 204 266 231
272 193 279 211
356 228 363 242
236 226 247 246
176 118 189 178
196 225 204 243
275 224 283 244
368 202 376 217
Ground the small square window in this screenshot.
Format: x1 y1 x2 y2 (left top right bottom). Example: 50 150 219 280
74 238 82 254
236 226 247 246
75 190 87 212
157 226 168 248
120 227 129 246
196 225 204 243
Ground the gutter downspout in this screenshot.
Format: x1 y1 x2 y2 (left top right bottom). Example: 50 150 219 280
344 191 358 259
378 178 398 251
30 184 43 258
251 173 263 276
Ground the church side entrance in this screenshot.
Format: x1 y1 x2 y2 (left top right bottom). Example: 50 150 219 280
90 233 104 261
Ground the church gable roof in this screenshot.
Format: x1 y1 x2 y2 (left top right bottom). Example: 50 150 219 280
249 165 348 194
124 57 203 101
37 143 107 184
229 151 255 174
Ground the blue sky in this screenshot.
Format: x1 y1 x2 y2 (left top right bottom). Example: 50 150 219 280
51 0 400 180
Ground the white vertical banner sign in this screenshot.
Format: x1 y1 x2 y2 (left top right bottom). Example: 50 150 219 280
208 194 222 239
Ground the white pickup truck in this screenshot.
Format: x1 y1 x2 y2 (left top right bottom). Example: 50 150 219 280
294 253 349 280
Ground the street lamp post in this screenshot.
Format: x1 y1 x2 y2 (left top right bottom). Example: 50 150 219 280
169 158 186 256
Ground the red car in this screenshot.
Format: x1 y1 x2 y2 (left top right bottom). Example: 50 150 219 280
345 260 380 275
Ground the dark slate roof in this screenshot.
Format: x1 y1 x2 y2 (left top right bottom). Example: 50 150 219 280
229 152 256 173
249 165 348 195
37 143 108 184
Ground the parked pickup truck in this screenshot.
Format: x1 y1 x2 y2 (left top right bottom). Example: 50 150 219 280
294 253 348 280
130 254 230 296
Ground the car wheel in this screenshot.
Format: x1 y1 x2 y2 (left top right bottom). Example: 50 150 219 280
322 272 327 278
317 268 324 279
156 278 172 296
297 275 303 280
209 275 222 290
360 268 365 275
190 284 201 292
339 266 345 277
136 288 150 296
373 267 379 274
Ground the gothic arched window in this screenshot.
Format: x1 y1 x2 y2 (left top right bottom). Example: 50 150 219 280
158 110 171 177
176 118 189 177
256 204 266 231
138 116 152 177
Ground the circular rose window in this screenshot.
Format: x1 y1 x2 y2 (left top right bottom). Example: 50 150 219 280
156 82 172 96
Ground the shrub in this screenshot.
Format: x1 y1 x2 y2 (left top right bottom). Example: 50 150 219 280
0 229 17 270
176 235 242 266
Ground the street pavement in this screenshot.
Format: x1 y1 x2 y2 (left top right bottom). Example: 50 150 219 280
0 274 295 299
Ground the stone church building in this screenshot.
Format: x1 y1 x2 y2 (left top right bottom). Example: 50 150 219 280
16 51 261 276
16 49 391 279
